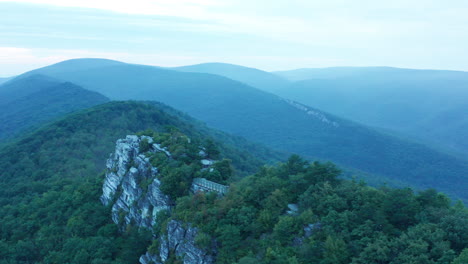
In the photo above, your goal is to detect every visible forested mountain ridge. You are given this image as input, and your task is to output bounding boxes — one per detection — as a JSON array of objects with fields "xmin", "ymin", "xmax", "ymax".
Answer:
[
  {"xmin": 10, "ymin": 58, "xmax": 468, "ymax": 202},
  {"xmin": 0, "ymin": 100, "xmax": 285, "ymax": 262},
  {"xmin": 0, "ymin": 101, "xmax": 284, "ymax": 184},
  {"xmin": 0, "ymin": 74, "xmax": 109, "ymax": 141},
  {"xmin": 270, "ymin": 67, "xmax": 468, "ymax": 156},
  {"xmin": 170, "ymin": 155, "xmax": 468, "ymax": 264},
  {"xmin": 100, "ymin": 131, "xmax": 468, "ymax": 264}
]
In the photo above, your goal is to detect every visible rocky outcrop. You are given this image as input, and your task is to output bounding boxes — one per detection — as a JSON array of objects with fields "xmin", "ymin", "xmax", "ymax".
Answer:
[
  {"xmin": 284, "ymin": 99, "xmax": 339, "ymax": 127},
  {"xmin": 293, "ymin": 222, "xmax": 322, "ymax": 247},
  {"xmin": 101, "ymin": 135, "xmax": 171, "ymax": 229},
  {"xmin": 101, "ymin": 135, "xmax": 216, "ymax": 264},
  {"xmin": 140, "ymin": 220, "xmax": 215, "ymax": 264}
]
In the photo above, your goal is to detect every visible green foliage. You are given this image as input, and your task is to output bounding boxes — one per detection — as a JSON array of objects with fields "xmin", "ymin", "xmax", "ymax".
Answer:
[
  {"xmin": 0, "ymin": 176, "xmax": 151, "ymax": 263},
  {"xmin": 139, "ymin": 137, "xmax": 151, "ymax": 153},
  {"xmin": 452, "ymin": 249, "xmax": 468, "ymax": 264},
  {"xmin": 322, "ymin": 235, "xmax": 349, "ymax": 264},
  {"xmin": 168, "ymin": 156, "xmax": 467, "ymax": 264},
  {"xmin": 273, "ymin": 216, "xmax": 299, "ymax": 245},
  {"xmin": 194, "ymin": 231, "xmax": 212, "ymax": 250},
  {"xmin": 204, "ymin": 139, "xmax": 220, "ymax": 159},
  {"xmin": 0, "ymin": 99, "xmax": 466, "ymax": 263},
  {"xmin": 382, "ymin": 188, "xmax": 421, "ymax": 229},
  {"xmin": 0, "ymin": 101, "xmax": 284, "ymax": 263}
]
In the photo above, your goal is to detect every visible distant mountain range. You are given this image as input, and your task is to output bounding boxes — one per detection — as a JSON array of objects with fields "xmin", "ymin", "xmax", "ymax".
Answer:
[
  {"xmin": 272, "ymin": 67, "xmax": 468, "ymax": 156},
  {"xmin": 0, "ymin": 74, "xmax": 108, "ymax": 141},
  {"xmin": 274, "ymin": 66, "xmax": 468, "ymax": 82},
  {"xmin": 179, "ymin": 64, "xmax": 468, "ymax": 156},
  {"xmin": 173, "ymin": 62, "xmax": 289, "ymax": 91},
  {"xmin": 4, "ymin": 58, "xmax": 466, "ymax": 201}
]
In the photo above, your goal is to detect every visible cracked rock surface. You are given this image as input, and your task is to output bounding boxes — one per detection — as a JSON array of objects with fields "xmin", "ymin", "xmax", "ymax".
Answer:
[{"xmin": 101, "ymin": 135, "xmax": 215, "ymax": 264}]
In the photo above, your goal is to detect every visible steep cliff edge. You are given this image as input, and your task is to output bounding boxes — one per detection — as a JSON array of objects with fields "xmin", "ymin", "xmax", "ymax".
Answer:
[
  {"xmin": 101, "ymin": 134, "xmax": 220, "ymax": 264},
  {"xmin": 140, "ymin": 220, "xmax": 215, "ymax": 264},
  {"xmin": 100, "ymin": 135, "xmax": 171, "ymax": 229}
]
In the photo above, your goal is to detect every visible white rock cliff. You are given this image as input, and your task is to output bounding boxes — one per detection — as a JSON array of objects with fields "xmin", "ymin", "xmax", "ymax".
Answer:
[{"xmin": 101, "ymin": 135, "xmax": 215, "ymax": 264}]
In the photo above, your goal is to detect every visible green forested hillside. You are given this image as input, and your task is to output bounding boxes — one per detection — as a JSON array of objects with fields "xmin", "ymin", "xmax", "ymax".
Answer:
[
  {"xmin": 172, "ymin": 155, "xmax": 468, "ymax": 264},
  {"xmin": 0, "ymin": 101, "xmax": 284, "ymax": 263},
  {"xmin": 12, "ymin": 59, "xmax": 468, "ymax": 202},
  {"xmin": 0, "ymin": 104, "xmax": 466, "ymax": 263},
  {"xmin": 411, "ymin": 104, "xmax": 468, "ymax": 156},
  {"xmin": 0, "ymin": 74, "xmax": 109, "ymax": 141},
  {"xmin": 0, "ymin": 101, "xmax": 283, "ymax": 187}
]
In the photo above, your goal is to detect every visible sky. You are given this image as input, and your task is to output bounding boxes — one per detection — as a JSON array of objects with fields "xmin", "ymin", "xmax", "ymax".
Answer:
[{"xmin": 1, "ymin": 0, "xmax": 468, "ymax": 76}]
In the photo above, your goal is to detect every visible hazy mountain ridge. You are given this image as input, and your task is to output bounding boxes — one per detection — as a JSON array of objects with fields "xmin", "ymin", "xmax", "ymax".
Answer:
[
  {"xmin": 169, "ymin": 64, "xmax": 468, "ymax": 157},
  {"xmin": 173, "ymin": 62, "xmax": 290, "ymax": 91},
  {"xmin": 0, "ymin": 74, "xmax": 109, "ymax": 141},
  {"xmin": 268, "ymin": 67, "xmax": 468, "ymax": 155},
  {"xmin": 0, "ymin": 77, "xmax": 12, "ymax": 85},
  {"xmin": 274, "ymin": 66, "xmax": 468, "ymax": 82}
]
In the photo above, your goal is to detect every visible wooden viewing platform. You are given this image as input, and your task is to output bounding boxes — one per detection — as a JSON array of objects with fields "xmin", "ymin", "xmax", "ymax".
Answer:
[{"xmin": 192, "ymin": 178, "xmax": 229, "ymax": 194}]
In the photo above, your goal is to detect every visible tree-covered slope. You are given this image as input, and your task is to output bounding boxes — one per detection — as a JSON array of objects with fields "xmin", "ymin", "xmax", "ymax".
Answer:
[
  {"xmin": 173, "ymin": 62, "xmax": 290, "ymax": 91},
  {"xmin": 412, "ymin": 104, "xmax": 468, "ymax": 154},
  {"xmin": 0, "ymin": 74, "xmax": 109, "ymax": 141},
  {"xmin": 1, "ymin": 110, "xmax": 466, "ymax": 263},
  {"xmin": 272, "ymin": 67, "xmax": 468, "ymax": 155},
  {"xmin": 0, "ymin": 101, "xmax": 283, "ymax": 186},
  {"xmin": 13, "ymin": 59, "xmax": 468, "ymax": 201},
  {"xmin": 0, "ymin": 101, "xmax": 285, "ymax": 263},
  {"xmin": 171, "ymin": 156, "xmax": 468, "ymax": 264}
]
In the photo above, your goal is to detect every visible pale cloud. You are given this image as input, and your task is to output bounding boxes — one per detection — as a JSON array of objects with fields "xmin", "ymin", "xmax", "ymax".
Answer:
[
  {"xmin": 3, "ymin": 0, "xmax": 465, "ymax": 48},
  {"xmin": 0, "ymin": 46, "xmax": 210, "ymax": 76},
  {"xmin": 0, "ymin": 47, "xmax": 70, "ymax": 76},
  {"xmin": 0, "ymin": 0, "xmax": 385, "ymax": 46},
  {"xmin": 0, "ymin": 47, "xmax": 67, "ymax": 65},
  {"xmin": 0, "ymin": 0, "xmax": 221, "ymax": 18},
  {"xmin": 1, "ymin": 0, "xmax": 468, "ymax": 74}
]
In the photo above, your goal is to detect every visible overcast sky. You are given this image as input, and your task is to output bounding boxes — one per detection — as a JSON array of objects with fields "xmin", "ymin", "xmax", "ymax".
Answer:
[{"xmin": 1, "ymin": 0, "xmax": 468, "ymax": 76}]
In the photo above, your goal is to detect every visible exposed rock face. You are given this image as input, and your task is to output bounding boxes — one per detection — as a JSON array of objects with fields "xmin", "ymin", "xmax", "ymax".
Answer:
[
  {"xmin": 284, "ymin": 99, "xmax": 339, "ymax": 127},
  {"xmin": 140, "ymin": 220, "xmax": 215, "ymax": 264},
  {"xmin": 101, "ymin": 135, "xmax": 171, "ymax": 229},
  {"xmin": 102, "ymin": 135, "xmax": 215, "ymax": 264},
  {"xmin": 286, "ymin": 203, "xmax": 299, "ymax": 215}
]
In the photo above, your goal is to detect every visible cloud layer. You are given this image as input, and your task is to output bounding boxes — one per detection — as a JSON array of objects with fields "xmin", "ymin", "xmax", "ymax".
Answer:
[{"xmin": 1, "ymin": 0, "xmax": 468, "ymax": 75}]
